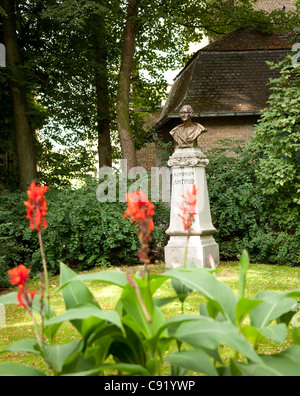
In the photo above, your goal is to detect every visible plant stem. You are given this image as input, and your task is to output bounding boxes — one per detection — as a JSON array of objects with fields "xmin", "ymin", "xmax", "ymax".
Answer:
[
  {"xmin": 183, "ymin": 233, "xmax": 190, "ymax": 269},
  {"xmin": 38, "ymin": 230, "xmax": 50, "ymax": 311}
]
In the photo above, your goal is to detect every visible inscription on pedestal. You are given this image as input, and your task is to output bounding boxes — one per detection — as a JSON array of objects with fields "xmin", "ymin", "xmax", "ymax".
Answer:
[{"xmin": 173, "ymin": 171, "xmax": 194, "ymax": 185}]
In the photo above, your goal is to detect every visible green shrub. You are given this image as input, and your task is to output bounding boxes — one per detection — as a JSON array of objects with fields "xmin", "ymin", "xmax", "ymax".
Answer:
[
  {"xmin": 206, "ymin": 141, "xmax": 299, "ymax": 266},
  {"xmin": 0, "ymin": 178, "xmax": 169, "ymax": 286}
]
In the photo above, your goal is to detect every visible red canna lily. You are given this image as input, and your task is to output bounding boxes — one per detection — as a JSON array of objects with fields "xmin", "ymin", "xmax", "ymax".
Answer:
[
  {"xmin": 8, "ymin": 264, "xmax": 30, "ymax": 288},
  {"xmin": 24, "ymin": 181, "xmax": 49, "ymax": 232},
  {"xmin": 178, "ymin": 184, "xmax": 200, "ymax": 233},
  {"xmin": 8, "ymin": 264, "xmax": 36, "ymax": 311},
  {"xmin": 123, "ymin": 190, "xmax": 155, "ymax": 234},
  {"xmin": 123, "ymin": 190, "xmax": 155, "ymax": 267}
]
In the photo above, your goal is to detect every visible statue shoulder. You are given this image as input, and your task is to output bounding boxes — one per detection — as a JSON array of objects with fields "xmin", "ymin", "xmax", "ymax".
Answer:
[
  {"xmin": 195, "ymin": 123, "xmax": 207, "ymax": 133},
  {"xmin": 170, "ymin": 124, "xmax": 183, "ymax": 136}
]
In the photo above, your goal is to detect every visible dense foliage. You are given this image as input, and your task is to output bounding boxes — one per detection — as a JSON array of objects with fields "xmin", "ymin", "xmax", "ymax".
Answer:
[
  {"xmin": 206, "ymin": 141, "xmax": 299, "ymax": 267},
  {"xmin": 251, "ymin": 51, "xmax": 300, "ymax": 218},
  {"xmin": 0, "ymin": 177, "xmax": 170, "ymax": 288}
]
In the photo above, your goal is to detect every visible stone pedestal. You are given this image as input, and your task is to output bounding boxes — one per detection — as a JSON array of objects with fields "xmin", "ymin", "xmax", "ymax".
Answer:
[{"xmin": 164, "ymin": 148, "xmax": 219, "ymax": 269}]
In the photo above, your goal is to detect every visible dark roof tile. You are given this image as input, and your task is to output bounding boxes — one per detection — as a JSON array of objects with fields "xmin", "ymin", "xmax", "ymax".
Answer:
[{"xmin": 156, "ymin": 28, "xmax": 294, "ymax": 129}]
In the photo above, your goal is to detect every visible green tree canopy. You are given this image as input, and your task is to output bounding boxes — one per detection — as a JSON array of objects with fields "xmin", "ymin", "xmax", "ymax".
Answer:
[{"xmin": 250, "ymin": 48, "xmax": 300, "ymax": 230}]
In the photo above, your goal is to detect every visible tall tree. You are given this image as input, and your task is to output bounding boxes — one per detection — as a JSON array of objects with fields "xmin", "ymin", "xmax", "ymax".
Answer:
[
  {"xmin": 116, "ymin": 0, "xmax": 140, "ymax": 171},
  {"xmin": 0, "ymin": 0, "xmax": 37, "ymax": 191}
]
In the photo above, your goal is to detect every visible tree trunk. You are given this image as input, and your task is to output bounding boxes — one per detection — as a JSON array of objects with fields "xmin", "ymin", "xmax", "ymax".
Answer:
[
  {"xmin": 116, "ymin": 0, "xmax": 140, "ymax": 171},
  {"xmin": 0, "ymin": 0, "xmax": 37, "ymax": 191},
  {"xmin": 95, "ymin": 23, "xmax": 112, "ymax": 168}
]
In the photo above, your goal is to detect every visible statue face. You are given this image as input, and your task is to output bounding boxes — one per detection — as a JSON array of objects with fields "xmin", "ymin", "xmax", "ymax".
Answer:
[{"xmin": 179, "ymin": 107, "xmax": 193, "ymax": 122}]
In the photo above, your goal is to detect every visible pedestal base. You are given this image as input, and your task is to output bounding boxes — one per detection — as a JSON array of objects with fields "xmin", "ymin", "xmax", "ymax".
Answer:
[{"xmin": 164, "ymin": 235, "xmax": 219, "ymax": 269}]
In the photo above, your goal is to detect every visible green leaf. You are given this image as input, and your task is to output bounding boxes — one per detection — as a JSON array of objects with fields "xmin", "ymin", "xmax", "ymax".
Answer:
[
  {"xmin": 45, "ymin": 303, "xmax": 124, "ymax": 334},
  {"xmin": 162, "ymin": 268, "xmax": 238, "ymax": 324},
  {"xmin": 43, "ymin": 341, "xmax": 81, "ymax": 373},
  {"xmin": 3, "ymin": 339, "xmax": 40, "ymax": 354},
  {"xmin": 165, "ymin": 349, "xmax": 219, "ymax": 377},
  {"xmin": 154, "ymin": 296, "xmax": 178, "ymax": 307},
  {"xmin": 59, "ymin": 262, "xmax": 100, "ymax": 308},
  {"xmin": 238, "ymin": 250, "xmax": 250, "ymax": 298},
  {"xmin": 250, "ymin": 290, "xmax": 298, "ymax": 328},
  {"xmin": 0, "ymin": 292, "xmax": 18, "ymax": 305},
  {"xmin": 57, "ymin": 268, "xmax": 128, "ymax": 292},
  {"xmin": 171, "ymin": 317, "xmax": 261, "ymax": 363},
  {"xmin": 59, "ymin": 262, "xmax": 100, "ymax": 331},
  {"xmin": 237, "ymin": 346, "xmax": 300, "ymax": 376},
  {"xmin": 121, "ymin": 283, "xmax": 152, "ymax": 338},
  {"xmin": 171, "ymin": 278, "xmax": 191, "ymax": 303},
  {"xmin": 241, "ymin": 323, "xmax": 287, "ymax": 346},
  {"xmin": 235, "ymin": 298, "xmax": 262, "ymax": 326},
  {"xmin": 0, "ymin": 363, "xmax": 46, "ymax": 376},
  {"xmin": 62, "ymin": 363, "xmax": 151, "ymax": 376}
]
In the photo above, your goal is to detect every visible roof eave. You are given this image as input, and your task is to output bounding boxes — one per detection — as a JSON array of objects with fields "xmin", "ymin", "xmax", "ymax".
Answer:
[{"xmin": 155, "ymin": 110, "xmax": 261, "ymax": 130}]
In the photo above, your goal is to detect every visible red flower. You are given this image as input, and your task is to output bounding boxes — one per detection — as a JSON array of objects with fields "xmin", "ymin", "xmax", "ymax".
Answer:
[
  {"xmin": 24, "ymin": 181, "xmax": 49, "ymax": 232},
  {"xmin": 123, "ymin": 190, "xmax": 155, "ymax": 265},
  {"xmin": 178, "ymin": 184, "xmax": 200, "ymax": 233},
  {"xmin": 8, "ymin": 265, "xmax": 36, "ymax": 310},
  {"xmin": 123, "ymin": 190, "xmax": 155, "ymax": 233},
  {"xmin": 8, "ymin": 264, "xmax": 30, "ymax": 288}
]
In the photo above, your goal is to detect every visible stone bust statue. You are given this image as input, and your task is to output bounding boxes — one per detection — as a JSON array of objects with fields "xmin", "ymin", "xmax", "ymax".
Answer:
[{"xmin": 170, "ymin": 105, "xmax": 207, "ymax": 149}]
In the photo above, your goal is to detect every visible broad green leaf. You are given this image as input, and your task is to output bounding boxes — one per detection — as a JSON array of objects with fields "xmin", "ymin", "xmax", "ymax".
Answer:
[
  {"xmin": 165, "ymin": 349, "xmax": 218, "ymax": 377},
  {"xmin": 45, "ymin": 303, "xmax": 124, "ymax": 333},
  {"xmin": 154, "ymin": 296, "xmax": 177, "ymax": 307},
  {"xmin": 121, "ymin": 283, "xmax": 152, "ymax": 338},
  {"xmin": 43, "ymin": 341, "xmax": 81, "ymax": 373},
  {"xmin": 157, "ymin": 314, "xmax": 201, "ymax": 339},
  {"xmin": 0, "ymin": 363, "xmax": 46, "ymax": 376},
  {"xmin": 241, "ymin": 324, "xmax": 287, "ymax": 346},
  {"xmin": 171, "ymin": 278, "xmax": 191, "ymax": 303},
  {"xmin": 258, "ymin": 323, "xmax": 287, "ymax": 343},
  {"xmin": 59, "ymin": 262, "xmax": 100, "ymax": 332},
  {"xmin": 3, "ymin": 339, "xmax": 40, "ymax": 354},
  {"xmin": 235, "ymin": 298, "xmax": 262, "ymax": 326},
  {"xmin": 59, "ymin": 262, "xmax": 100, "ymax": 309},
  {"xmin": 57, "ymin": 268, "xmax": 128, "ymax": 292},
  {"xmin": 172, "ymin": 317, "xmax": 261, "ymax": 363},
  {"xmin": 250, "ymin": 290, "xmax": 298, "ymax": 327},
  {"xmin": 62, "ymin": 363, "xmax": 151, "ymax": 376},
  {"xmin": 237, "ymin": 346, "xmax": 300, "ymax": 376},
  {"xmin": 162, "ymin": 268, "xmax": 238, "ymax": 324},
  {"xmin": 0, "ymin": 292, "xmax": 19, "ymax": 305}
]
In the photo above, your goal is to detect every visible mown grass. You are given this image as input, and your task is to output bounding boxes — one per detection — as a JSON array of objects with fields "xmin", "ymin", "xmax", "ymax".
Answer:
[{"xmin": 0, "ymin": 261, "xmax": 299, "ymax": 374}]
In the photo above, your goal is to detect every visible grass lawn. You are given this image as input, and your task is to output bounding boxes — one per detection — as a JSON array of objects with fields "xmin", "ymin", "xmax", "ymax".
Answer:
[{"xmin": 0, "ymin": 261, "xmax": 299, "ymax": 375}]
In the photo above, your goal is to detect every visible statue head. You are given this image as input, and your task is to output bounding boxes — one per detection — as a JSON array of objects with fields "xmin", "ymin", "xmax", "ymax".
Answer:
[{"xmin": 179, "ymin": 105, "xmax": 194, "ymax": 123}]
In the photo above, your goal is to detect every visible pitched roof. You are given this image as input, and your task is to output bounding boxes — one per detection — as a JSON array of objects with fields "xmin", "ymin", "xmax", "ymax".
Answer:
[{"xmin": 156, "ymin": 27, "xmax": 294, "ymax": 130}]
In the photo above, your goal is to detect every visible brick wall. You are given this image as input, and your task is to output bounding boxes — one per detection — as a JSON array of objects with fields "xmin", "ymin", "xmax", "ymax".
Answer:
[{"xmin": 197, "ymin": 116, "xmax": 259, "ymax": 154}]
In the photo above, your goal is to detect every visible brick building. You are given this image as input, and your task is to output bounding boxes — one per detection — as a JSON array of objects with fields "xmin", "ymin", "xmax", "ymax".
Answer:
[{"xmin": 136, "ymin": 0, "xmax": 296, "ymax": 168}]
